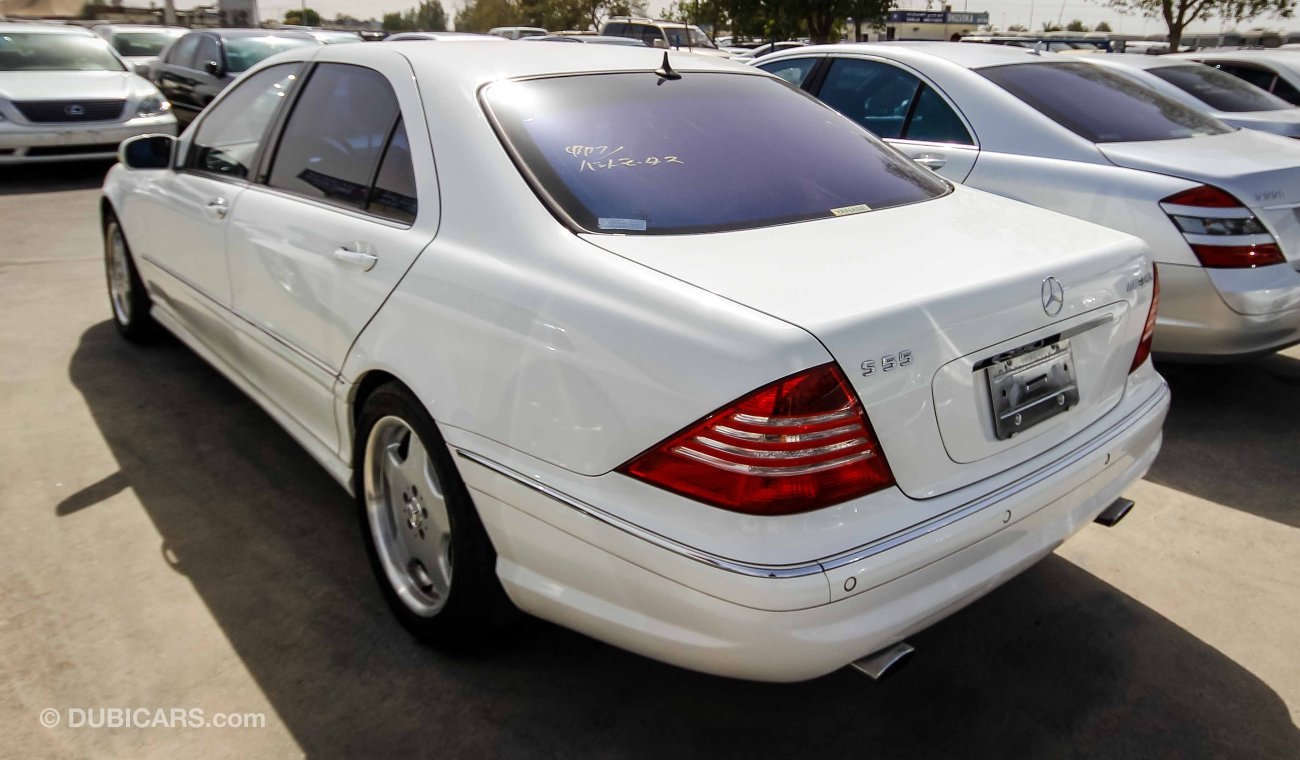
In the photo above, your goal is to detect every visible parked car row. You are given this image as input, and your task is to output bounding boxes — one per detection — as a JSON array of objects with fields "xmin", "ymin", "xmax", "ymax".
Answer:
[{"xmin": 755, "ymin": 43, "xmax": 1300, "ymax": 362}]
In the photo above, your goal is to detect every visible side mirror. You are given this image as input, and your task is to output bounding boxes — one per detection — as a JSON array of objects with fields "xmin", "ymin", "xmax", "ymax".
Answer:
[
  {"xmin": 203, "ymin": 60, "xmax": 222, "ymax": 76},
  {"xmin": 133, "ymin": 62, "xmax": 151, "ymax": 76},
  {"xmin": 652, "ymin": 38, "xmax": 669, "ymax": 49},
  {"xmin": 119, "ymin": 134, "xmax": 176, "ymax": 170}
]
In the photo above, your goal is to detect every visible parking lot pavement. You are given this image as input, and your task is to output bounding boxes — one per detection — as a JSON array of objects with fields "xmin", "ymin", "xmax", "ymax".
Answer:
[{"xmin": 1, "ymin": 162, "xmax": 1297, "ymax": 759}]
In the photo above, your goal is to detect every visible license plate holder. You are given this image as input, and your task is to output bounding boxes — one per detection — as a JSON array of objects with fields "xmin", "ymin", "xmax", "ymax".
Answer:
[{"xmin": 985, "ymin": 339, "xmax": 1079, "ymax": 440}]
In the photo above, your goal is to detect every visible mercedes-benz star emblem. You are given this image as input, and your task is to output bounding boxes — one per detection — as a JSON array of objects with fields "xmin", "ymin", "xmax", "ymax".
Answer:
[
  {"xmin": 1041, "ymin": 276, "xmax": 1065, "ymax": 317},
  {"xmin": 65, "ymin": 104, "xmax": 85, "ymax": 117}
]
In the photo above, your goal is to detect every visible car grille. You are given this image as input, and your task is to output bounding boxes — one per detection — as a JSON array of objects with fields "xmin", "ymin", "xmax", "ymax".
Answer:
[{"xmin": 13, "ymin": 99, "xmax": 126, "ymax": 123}]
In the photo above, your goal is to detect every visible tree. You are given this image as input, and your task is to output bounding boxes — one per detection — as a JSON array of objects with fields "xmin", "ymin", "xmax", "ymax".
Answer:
[
  {"xmin": 1095, "ymin": 20, "xmax": 1113, "ymax": 31},
  {"xmin": 1008, "ymin": 23, "xmax": 1028, "ymax": 31},
  {"xmin": 284, "ymin": 7, "xmax": 322, "ymax": 25},
  {"xmin": 413, "ymin": 0, "xmax": 448, "ymax": 29},
  {"xmin": 1105, "ymin": 0, "xmax": 1295, "ymax": 51},
  {"xmin": 1040, "ymin": 20, "xmax": 1063, "ymax": 31},
  {"xmin": 1065, "ymin": 18, "xmax": 1089, "ymax": 31}
]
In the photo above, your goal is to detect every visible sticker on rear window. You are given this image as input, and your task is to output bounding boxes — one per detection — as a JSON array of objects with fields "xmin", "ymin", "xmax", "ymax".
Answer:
[
  {"xmin": 598, "ymin": 217, "xmax": 648, "ymax": 231},
  {"xmin": 831, "ymin": 204, "xmax": 871, "ymax": 217}
]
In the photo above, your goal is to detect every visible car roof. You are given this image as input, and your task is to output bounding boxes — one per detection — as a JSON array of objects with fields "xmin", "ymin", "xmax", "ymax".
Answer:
[
  {"xmin": 0, "ymin": 22, "xmax": 96, "ymax": 35},
  {"xmin": 94, "ymin": 24, "xmax": 186, "ymax": 32},
  {"xmin": 188, "ymin": 28, "xmax": 317, "ymax": 39},
  {"xmin": 773, "ymin": 41, "xmax": 1056, "ymax": 69},
  {"xmin": 1079, "ymin": 53, "xmax": 1188, "ymax": 70},
  {"xmin": 268, "ymin": 41, "xmax": 751, "ymax": 86},
  {"xmin": 386, "ymin": 31, "xmax": 504, "ymax": 41}
]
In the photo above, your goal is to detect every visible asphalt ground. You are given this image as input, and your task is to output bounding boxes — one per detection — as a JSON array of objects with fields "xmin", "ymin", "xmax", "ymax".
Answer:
[{"xmin": 2, "ymin": 161, "xmax": 1297, "ymax": 759}]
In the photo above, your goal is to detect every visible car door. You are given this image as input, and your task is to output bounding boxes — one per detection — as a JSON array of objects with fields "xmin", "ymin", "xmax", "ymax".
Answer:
[
  {"xmin": 810, "ymin": 56, "xmax": 980, "ymax": 182},
  {"xmin": 224, "ymin": 58, "xmax": 438, "ymax": 449},
  {"xmin": 130, "ymin": 63, "xmax": 303, "ymax": 337},
  {"xmin": 156, "ymin": 32, "xmax": 199, "ymax": 108}
]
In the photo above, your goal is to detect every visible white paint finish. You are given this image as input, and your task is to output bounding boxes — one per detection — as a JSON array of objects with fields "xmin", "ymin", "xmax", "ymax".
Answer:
[{"xmin": 585, "ymin": 187, "xmax": 1153, "ymax": 498}]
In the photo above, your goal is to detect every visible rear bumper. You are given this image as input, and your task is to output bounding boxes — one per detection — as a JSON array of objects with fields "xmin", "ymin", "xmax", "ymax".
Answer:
[
  {"xmin": 1153, "ymin": 261, "xmax": 1300, "ymax": 360},
  {"xmin": 0, "ymin": 115, "xmax": 177, "ymax": 164},
  {"xmin": 456, "ymin": 378, "xmax": 1169, "ymax": 682}
]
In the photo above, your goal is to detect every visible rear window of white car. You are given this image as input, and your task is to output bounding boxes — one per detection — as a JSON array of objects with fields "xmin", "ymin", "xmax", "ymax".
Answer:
[
  {"xmin": 483, "ymin": 72, "xmax": 949, "ymax": 235},
  {"xmin": 1147, "ymin": 64, "xmax": 1292, "ymax": 112},
  {"xmin": 980, "ymin": 61, "xmax": 1233, "ymax": 142}
]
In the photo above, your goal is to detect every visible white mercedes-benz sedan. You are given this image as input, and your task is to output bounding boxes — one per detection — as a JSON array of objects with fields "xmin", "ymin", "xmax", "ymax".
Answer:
[
  {"xmin": 101, "ymin": 42, "xmax": 1168, "ymax": 682},
  {"xmin": 0, "ymin": 22, "xmax": 176, "ymax": 164},
  {"xmin": 756, "ymin": 42, "xmax": 1300, "ymax": 360}
]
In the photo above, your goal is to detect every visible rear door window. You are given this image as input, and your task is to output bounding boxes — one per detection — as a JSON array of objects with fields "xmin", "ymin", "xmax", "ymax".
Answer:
[
  {"xmin": 483, "ymin": 72, "xmax": 948, "ymax": 235},
  {"xmin": 1147, "ymin": 64, "xmax": 1291, "ymax": 112},
  {"xmin": 267, "ymin": 63, "xmax": 401, "ymax": 212},
  {"xmin": 980, "ymin": 61, "xmax": 1232, "ymax": 142},
  {"xmin": 817, "ymin": 58, "xmax": 973, "ymax": 144},
  {"xmin": 756, "ymin": 57, "xmax": 818, "ymax": 87}
]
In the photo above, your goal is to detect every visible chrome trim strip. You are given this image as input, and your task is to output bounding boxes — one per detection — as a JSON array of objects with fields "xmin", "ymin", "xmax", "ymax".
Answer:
[
  {"xmin": 455, "ymin": 381, "xmax": 1168, "ymax": 579},
  {"xmin": 732, "ymin": 406, "xmax": 856, "ymax": 427},
  {"xmin": 691, "ymin": 434, "xmax": 869, "ymax": 460},
  {"xmin": 712, "ymin": 422, "xmax": 860, "ymax": 443},
  {"xmin": 674, "ymin": 445, "xmax": 873, "ymax": 475}
]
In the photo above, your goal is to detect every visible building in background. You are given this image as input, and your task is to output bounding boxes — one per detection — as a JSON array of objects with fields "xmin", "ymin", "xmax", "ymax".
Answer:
[{"xmin": 885, "ymin": 9, "xmax": 990, "ymax": 41}]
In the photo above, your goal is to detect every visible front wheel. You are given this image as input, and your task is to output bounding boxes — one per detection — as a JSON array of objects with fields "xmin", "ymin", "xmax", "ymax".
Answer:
[
  {"xmin": 357, "ymin": 382, "xmax": 517, "ymax": 645},
  {"xmin": 103, "ymin": 215, "xmax": 158, "ymax": 342}
]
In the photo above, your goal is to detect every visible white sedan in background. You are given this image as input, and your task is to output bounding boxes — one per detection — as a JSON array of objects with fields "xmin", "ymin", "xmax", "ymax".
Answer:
[
  {"xmin": 1077, "ymin": 53, "xmax": 1300, "ymax": 137},
  {"xmin": 0, "ymin": 22, "xmax": 176, "ymax": 163},
  {"xmin": 103, "ymin": 42, "xmax": 1166, "ymax": 682},
  {"xmin": 757, "ymin": 42, "xmax": 1300, "ymax": 360}
]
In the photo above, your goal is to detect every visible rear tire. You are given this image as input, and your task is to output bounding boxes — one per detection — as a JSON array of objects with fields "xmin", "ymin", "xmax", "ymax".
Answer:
[
  {"xmin": 103, "ymin": 213, "xmax": 158, "ymax": 343},
  {"xmin": 356, "ymin": 382, "xmax": 517, "ymax": 646}
]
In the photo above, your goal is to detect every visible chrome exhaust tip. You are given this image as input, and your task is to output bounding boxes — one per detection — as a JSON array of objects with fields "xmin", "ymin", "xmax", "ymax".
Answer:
[
  {"xmin": 1095, "ymin": 497, "xmax": 1135, "ymax": 527},
  {"xmin": 849, "ymin": 641, "xmax": 914, "ymax": 681}
]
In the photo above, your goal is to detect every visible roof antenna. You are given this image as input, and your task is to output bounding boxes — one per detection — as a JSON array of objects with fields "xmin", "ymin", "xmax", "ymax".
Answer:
[{"xmin": 654, "ymin": 52, "xmax": 682, "ymax": 82}]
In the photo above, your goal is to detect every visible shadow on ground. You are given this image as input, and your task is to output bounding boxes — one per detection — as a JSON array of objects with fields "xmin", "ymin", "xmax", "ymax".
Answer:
[
  {"xmin": 65, "ymin": 322, "xmax": 1299, "ymax": 758},
  {"xmin": 0, "ymin": 160, "xmax": 114, "ymax": 196},
  {"xmin": 1151, "ymin": 354, "xmax": 1300, "ymax": 528}
]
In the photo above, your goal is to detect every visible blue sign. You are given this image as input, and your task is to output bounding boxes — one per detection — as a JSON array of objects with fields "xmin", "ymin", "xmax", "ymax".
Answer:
[{"xmin": 887, "ymin": 10, "xmax": 990, "ymax": 25}]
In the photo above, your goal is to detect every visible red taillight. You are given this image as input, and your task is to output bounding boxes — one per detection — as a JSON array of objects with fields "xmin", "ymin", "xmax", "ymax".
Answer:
[
  {"xmin": 1189, "ymin": 243, "xmax": 1286, "ymax": 269},
  {"xmin": 618, "ymin": 363, "xmax": 895, "ymax": 515},
  {"xmin": 1161, "ymin": 185, "xmax": 1242, "ymax": 208},
  {"xmin": 1130, "ymin": 267, "xmax": 1160, "ymax": 373}
]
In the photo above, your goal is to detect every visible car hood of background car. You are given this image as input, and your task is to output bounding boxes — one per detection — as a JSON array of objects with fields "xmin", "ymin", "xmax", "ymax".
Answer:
[
  {"xmin": 0, "ymin": 71, "xmax": 143, "ymax": 102},
  {"xmin": 1097, "ymin": 127, "xmax": 1300, "ymax": 210}
]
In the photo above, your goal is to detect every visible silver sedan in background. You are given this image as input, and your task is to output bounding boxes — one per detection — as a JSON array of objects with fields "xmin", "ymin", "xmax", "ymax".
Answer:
[
  {"xmin": 0, "ymin": 22, "xmax": 177, "ymax": 164},
  {"xmin": 1077, "ymin": 53, "xmax": 1300, "ymax": 137},
  {"xmin": 754, "ymin": 42, "xmax": 1300, "ymax": 360}
]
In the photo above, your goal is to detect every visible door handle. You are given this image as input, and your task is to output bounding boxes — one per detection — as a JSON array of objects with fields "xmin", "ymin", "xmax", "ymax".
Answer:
[
  {"xmin": 914, "ymin": 154, "xmax": 947, "ymax": 170},
  {"xmin": 332, "ymin": 247, "xmax": 378, "ymax": 271},
  {"xmin": 205, "ymin": 197, "xmax": 228, "ymax": 219}
]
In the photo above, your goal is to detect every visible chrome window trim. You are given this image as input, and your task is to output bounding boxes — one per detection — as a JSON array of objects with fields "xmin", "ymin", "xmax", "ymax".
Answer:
[{"xmin": 455, "ymin": 380, "xmax": 1168, "ymax": 579}]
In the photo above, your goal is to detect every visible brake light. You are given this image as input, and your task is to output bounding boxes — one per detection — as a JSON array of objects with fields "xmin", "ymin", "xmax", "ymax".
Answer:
[
  {"xmin": 618, "ymin": 363, "xmax": 894, "ymax": 515},
  {"xmin": 1160, "ymin": 185, "xmax": 1286, "ymax": 269},
  {"xmin": 1130, "ymin": 267, "xmax": 1159, "ymax": 373}
]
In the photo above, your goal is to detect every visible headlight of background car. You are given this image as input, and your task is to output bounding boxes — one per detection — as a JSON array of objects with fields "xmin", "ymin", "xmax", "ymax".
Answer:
[{"xmin": 135, "ymin": 94, "xmax": 171, "ymax": 118}]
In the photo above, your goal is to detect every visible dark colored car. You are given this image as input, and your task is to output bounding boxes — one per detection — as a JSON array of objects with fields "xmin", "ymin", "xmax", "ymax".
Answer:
[{"xmin": 149, "ymin": 29, "xmax": 318, "ymax": 122}]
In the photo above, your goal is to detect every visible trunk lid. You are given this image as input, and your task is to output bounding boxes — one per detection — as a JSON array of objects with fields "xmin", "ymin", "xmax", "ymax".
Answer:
[
  {"xmin": 583, "ymin": 187, "xmax": 1153, "ymax": 499},
  {"xmin": 1098, "ymin": 129, "xmax": 1300, "ymax": 264}
]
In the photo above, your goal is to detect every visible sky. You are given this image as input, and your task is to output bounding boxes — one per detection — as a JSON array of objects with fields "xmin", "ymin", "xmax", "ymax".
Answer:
[{"xmin": 248, "ymin": 0, "xmax": 1295, "ymax": 36}]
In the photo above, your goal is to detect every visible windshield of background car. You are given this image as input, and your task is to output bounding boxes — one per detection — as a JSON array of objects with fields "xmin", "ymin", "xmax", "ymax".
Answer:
[
  {"xmin": 0, "ymin": 32, "xmax": 124, "ymax": 72},
  {"xmin": 980, "ymin": 61, "xmax": 1233, "ymax": 142},
  {"xmin": 665, "ymin": 27, "xmax": 716, "ymax": 48},
  {"xmin": 484, "ymin": 72, "xmax": 949, "ymax": 235},
  {"xmin": 1147, "ymin": 64, "xmax": 1292, "ymax": 112},
  {"xmin": 223, "ymin": 36, "xmax": 316, "ymax": 72},
  {"xmin": 112, "ymin": 31, "xmax": 182, "ymax": 56}
]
